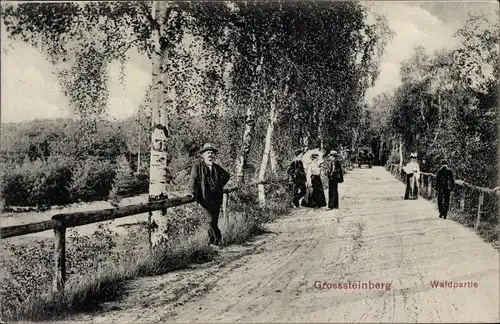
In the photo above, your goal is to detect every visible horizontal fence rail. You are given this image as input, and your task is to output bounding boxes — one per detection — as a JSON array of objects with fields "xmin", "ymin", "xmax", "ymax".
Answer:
[
  {"xmin": 0, "ymin": 179, "xmax": 287, "ymax": 239},
  {"xmin": 388, "ymin": 164, "xmax": 499, "ymax": 230},
  {"xmin": 0, "ymin": 219, "xmax": 58, "ymax": 239},
  {"xmin": 1, "ymin": 197, "xmax": 196, "ymax": 239},
  {"xmin": 1, "ymin": 178, "xmax": 288, "ymax": 292}
]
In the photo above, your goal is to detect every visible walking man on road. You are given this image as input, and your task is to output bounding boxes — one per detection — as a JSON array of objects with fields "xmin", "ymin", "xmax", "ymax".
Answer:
[
  {"xmin": 435, "ymin": 159, "xmax": 455, "ymax": 219},
  {"xmin": 286, "ymin": 149, "xmax": 307, "ymax": 208},
  {"xmin": 327, "ymin": 150, "xmax": 344, "ymax": 209},
  {"xmin": 189, "ymin": 143, "xmax": 230, "ymax": 246}
]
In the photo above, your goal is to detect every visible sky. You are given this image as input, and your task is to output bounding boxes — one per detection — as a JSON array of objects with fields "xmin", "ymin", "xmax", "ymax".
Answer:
[{"xmin": 1, "ymin": 1, "xmax": 498, "ymax": 123}]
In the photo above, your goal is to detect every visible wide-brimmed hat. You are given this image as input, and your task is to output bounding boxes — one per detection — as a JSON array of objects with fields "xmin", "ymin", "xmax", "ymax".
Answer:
[
  {"xmin": 329, "ymin": 150, "xmax": 338, "ymax": 156},
  {"xmin": 199, "ymin": 143, "xmax": 218, "ymax": 154},
  {"xmin": 410, "ymin": 152, "xmax": 418, "ymax": 158}
]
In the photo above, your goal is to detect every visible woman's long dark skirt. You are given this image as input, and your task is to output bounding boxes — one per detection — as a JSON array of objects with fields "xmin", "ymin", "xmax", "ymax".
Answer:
[
  {"xmin": 301, "ymin": 175, "xmax": 327, "ymax": 208},
  {"xmin": 404, "ymin": 173, "xmax": 419, "ymax": 200}
]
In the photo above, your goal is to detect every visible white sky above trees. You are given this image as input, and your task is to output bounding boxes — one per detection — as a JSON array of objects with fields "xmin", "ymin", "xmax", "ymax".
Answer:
[{"xmin": 1, "ymin": 1, "xmax": 498, "ymax": 123}]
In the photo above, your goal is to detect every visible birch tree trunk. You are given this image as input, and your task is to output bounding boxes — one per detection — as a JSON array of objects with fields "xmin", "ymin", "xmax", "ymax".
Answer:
[
  {"xmin": 398, "ymin": 136, "xmax": 403, "ymax": 166},
  {"xmin": 269, "ymin": 146, "xmax": 277, "ymax": 175},
  {"xmin": 351, "ymin": 128, "xmax": 358, "ymax": 150},
  {"xmin": 137, "ymin": 147, "xmax": 141, "ymax": 173},
  {"xmin": 268, "ymin": 83, "xmax": 288, "ymax": 177},
  {"xmin": 258, "ymin": 90, "xmax": 277, "ymax": 207},
  {"xmin": 235, "ymin": 38, "xmax": 263, "ymax": 185},
  {"xmin": 148, "ymin": 1, "xmax": 171, "ymax": 250},
  {"xmin": 302, "ymin": 130, "xmax": 310, "ymax": 148},
  {"xmin": 433, "ymin": 92, "xmax": 442, "ymax": 142},
  {"xmin": 235, "ymin": 101, "xmax": 257, "ymax": 185},
  {"xmin": 390, "ymin": 137, "xmax": 395, "ymax": 160},
  {"xmin": 379, "ymin": 138, "xmax": 383, "ymax": 165},
  {"xmin": 318, "ymin": 118, "xmax": 324, "ymax": 151}
]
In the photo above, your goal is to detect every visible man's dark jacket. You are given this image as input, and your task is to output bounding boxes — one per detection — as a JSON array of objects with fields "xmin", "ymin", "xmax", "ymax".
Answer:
[
  {"xmin": 328, "ymin": 159, "xmax": 344, "ymax": 183},
  {"xmin": 190, "ymin": 160, "xmax": 230, "ymax": 207},
  {"xmin": 435, "ymin": 165, "xmax": 455, "ymax": 192},
  {"xmin": 287, "ymin": 160, "xmax": 306, "ymax": 183}
]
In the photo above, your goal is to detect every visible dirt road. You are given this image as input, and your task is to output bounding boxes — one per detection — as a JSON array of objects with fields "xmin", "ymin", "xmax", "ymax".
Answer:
[{"xmin": 69, "ymin": 167, "xmax": 499, "ymax": 323}]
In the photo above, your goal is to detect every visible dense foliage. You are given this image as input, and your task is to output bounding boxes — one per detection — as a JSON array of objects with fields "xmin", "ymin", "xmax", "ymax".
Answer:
[
  {"xmin": 1, "ymin": 1, "xmax": 392, "ymax": 206},
  {"xmin": 369, "ymin": 13, "xmax": 498, "ymax": 188},
  {"xmin": 0, "ymin": 119, "xmax": 136, "ymax": 206},
  {"xmin": 0, "ymin": 2, "xmax": 497, "ymax": 321}
]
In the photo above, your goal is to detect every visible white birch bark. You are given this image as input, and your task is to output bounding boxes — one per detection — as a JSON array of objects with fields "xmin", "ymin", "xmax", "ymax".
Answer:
[
  {"xmin": 302, "ymin": 131, "xmax": 310, "ymax": 148},
  {"xmin": 235, "ymin": 105, "xmax": 256, "ymax": 184},
  {"xmin": 351, "ymin": 128, "xmax": 358, "ymax": 150},
  {"xmin": 398, "ymin": 136, "xmax": 403, "ymax": 166},
  {"xmin": 318, "ymin": 118, "xmax": 324, "ymax": 151},
  {"xmin": 269, "ymin": 146, "xmax": 277, "ymax": 175},
  {"xmin": 258, "ymin": 91, "xmax": 277, "ymax": 207},
  {"xmin": 235, "ymin": 38, "xmax": 263, "ymax": 184},
  {"xmin": 148, "ymin": 1, "xmax": 170, "ymax": 250},
  {"xmin": 433, "ymin": 92, "xmax": 442, "ymax": 142},
  {"xmin": 268, "ymin": 83, "xmax": 288, "ymax": 177}
]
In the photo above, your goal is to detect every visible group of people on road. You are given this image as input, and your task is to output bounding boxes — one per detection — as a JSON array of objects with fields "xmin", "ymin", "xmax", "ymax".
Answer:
[
  {"xmin": 187, "ymin": 143, "xmax": 346, "ymax": 248},
  {"xmin": 186, "ymin": 141, "xmax": 457, "ymax": 249},
  {"xmin": 286, "ymin": 148, "xmax": 344, "ymax": 210},
  {"xmin": 403, "ymin": 153, "xmax": 455, "ymax": 219}
]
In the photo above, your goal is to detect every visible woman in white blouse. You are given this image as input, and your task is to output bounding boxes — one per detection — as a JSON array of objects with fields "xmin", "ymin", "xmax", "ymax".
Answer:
[
  {"xmin": 404, "ymin": 152, "xmax": 420, "ymax": 199},
  {"xmin": 301, "ymin": 153, "xmax": 327, "ymax": 208}
]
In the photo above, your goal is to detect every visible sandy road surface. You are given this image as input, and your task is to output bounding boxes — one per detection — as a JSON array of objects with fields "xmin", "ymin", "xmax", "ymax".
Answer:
[{"xmin": 69, "ymin": 167, "xmax": 499, "ymax": 323}]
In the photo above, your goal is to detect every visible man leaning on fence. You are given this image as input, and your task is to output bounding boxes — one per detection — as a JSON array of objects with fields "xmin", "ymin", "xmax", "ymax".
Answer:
[
  {"xmin": 189, "ymin": 143, "xmax": 230, "ymax": 247},
  {"xmin": 435, "ymin": 159, "xmax": 455, "ymax": 219}
]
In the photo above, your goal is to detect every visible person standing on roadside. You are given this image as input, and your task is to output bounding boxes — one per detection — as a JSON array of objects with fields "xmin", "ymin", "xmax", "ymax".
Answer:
[
  {"xmin": 327, "ymin": 150, "xmax": 344, "ymax": 209},
  {"xmin": 286, "ymin": 149, "xmax": 307, "ymax": 208},
  {"xmin": 301, "ymin": 153, "xmax": 327, "ymax": 208},
  {"xmin": 404, "ymin": 152, "xmax": 420, "ymax": 200},
  {"xmin": 189, "ymin": 143, "xmax": 230, "ymax": 246},
  {"xmin": 435, "ymin": 159, "xmax": 455, "ymax": 219}
]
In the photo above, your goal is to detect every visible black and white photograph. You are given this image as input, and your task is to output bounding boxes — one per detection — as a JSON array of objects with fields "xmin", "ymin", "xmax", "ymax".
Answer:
[{"xmin": 0, "ymin": 0, "xmax": 499, "ymax": 322}]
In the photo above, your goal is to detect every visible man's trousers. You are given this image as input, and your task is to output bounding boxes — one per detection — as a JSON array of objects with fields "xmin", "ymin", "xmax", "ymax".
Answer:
[
  {"xmin": 200, "ymin": 203, "xmax": 222, "ymax": 245},
  {"xmin": 291, "ymin": 181, "xmax": 307, "ymax": 207},
  {"xmin": 328, "ymin": 180, "xmax": 339, "ymax": 209},
  {"xmin": 437, "ymin": 189, "xmax": 451, "ymax": 218}
]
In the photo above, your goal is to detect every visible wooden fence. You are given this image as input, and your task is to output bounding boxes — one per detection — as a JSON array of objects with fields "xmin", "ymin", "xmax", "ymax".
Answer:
[
  {"xmin": 388, "ymin": 164, "xmax": 499, "ymax": 230},
  {"xmin": 0, "ymin": 178, "xmax": 287, "ymax": 293}
]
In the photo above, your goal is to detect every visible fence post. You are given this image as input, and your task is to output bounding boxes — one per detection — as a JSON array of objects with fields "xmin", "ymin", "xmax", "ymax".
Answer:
[
  {"xmin": 475, "ymin": 192, "xmax": 484, "ymax": 229},
  {"xmin": 53, "ymin": 221, "xmax": 66, "ymax": 293},
  {"xmin": 418, "ymin": 174, "xmax": 423, "ymax": 197},
  {"xmin": 147, "ymin": 211, "xmax": 153, "ymax": 252},
  {"xmin": 223, "ymin": 192, "xmax": 228, "ymax": 225},
  {"xmin": 460, "ymin": 187, "xmax": 466, "ymax": 211},
  {"xmin": 428, "ymin": 176, "xmax": 432, "ymax": 198}
]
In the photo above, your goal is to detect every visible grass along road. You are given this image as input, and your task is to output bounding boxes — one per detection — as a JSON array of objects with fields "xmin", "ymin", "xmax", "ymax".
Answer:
[{"xmin": 63, "ymin": 166, "xmax": 499, "ymax": 323}]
